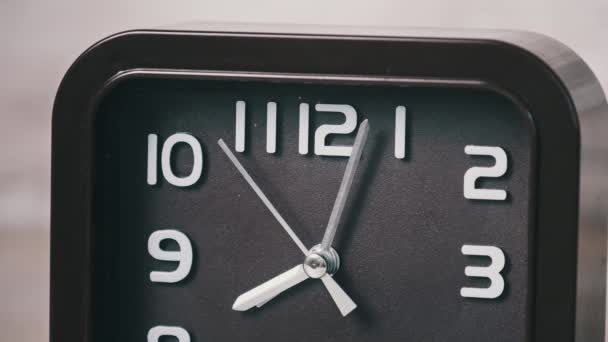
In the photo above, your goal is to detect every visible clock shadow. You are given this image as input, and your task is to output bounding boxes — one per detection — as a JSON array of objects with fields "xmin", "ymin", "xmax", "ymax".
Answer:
[
  {"xmin": 332, "ymin": 133, "xmax": 389, "ymax": 325},
  {"xmin": 398, "ymin": 111, "xmax": 413, "ymax": 162}
]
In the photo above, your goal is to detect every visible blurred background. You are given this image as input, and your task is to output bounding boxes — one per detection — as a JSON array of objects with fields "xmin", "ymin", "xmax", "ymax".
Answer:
[{"xmin": 1, "ymin": 0, "xmax": 607, "ymax": 340}]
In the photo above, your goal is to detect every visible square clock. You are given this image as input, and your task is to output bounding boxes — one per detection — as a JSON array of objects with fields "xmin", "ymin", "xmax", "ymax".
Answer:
[{"xmin": 51, "ymin": 24, "xmax": 608, "ymax": 342}]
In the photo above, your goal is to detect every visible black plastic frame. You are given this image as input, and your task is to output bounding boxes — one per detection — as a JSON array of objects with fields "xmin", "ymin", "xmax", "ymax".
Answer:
[{"xmin": 52, "ymin": 29, "xmax": 588, "ymax": 341}]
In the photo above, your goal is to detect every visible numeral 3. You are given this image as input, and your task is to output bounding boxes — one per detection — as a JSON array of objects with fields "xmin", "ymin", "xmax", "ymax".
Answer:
[{"xmin": 460, "ymin": 245, "xmax": 506, "ymax": 299}]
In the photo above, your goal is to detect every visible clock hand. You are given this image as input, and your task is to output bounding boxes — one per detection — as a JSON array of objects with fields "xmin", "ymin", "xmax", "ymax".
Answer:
[
  {"xmin": 252, "ymin": 274, "xmax": 355, "ymax": 316},
  {"xmin": 320, "ymin": 119, "xmax": 370, "ymax": 251},
  {"xmin": 218, "ymin": 139, "xmax": 308, "ymax": 255},
  {"xmin": 218, "ymin": 139, "xmax": 357, "ymax": 316},
  {"xmin": 232, "ymin": 264, "xmax": 309, "ymax": 311},
  {"xmin": 320, "ymin": 274, "xmax": 357, "ymax": 316}
]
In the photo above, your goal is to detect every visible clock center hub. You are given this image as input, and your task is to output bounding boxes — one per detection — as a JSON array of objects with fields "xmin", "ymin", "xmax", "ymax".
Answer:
[{"xmin": 303, "ymin": 245, "xmax": 340, "ymax": 278}]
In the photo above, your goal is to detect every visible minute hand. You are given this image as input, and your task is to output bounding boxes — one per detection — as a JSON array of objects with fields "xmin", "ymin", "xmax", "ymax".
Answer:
[{"xmin": 321, "ymin": 119, "xmax": 370, "ymax": 251}]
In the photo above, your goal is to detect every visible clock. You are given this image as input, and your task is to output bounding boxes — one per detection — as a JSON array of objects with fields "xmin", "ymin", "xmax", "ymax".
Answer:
[{"xmin": 51, "ymin": 25, "xmax": 608, "ymax": 342}]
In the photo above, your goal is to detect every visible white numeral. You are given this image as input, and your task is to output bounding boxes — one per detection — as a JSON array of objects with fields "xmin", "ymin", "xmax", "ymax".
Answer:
[
  {"xmin": 147, "ymin": 134, "xmax": 159, "ymax": 185},
  {"xmin": 231, "ymin": 102, "xmax": 415, "ymax": 158},
  {"xmin": 464, "ymin": 145, "xmax": 508, "ymax": 200},
  {"xmin": 235, "ymin": 101, "xmax": 246, "ymax": 152},
  {"xmin": 394, "ymin": 106, "xmax": 407, "ymax": 159},
  {"xmin": 460, "ymin": 245, "xmax": 506, "ymax": 299},
  {"xmin": 147, "ymin": 133, "xmax": 203, "ymax": 187},
  {"xmin": 314, "ymin": 104, "xmax": 357, "ymax": 156},
  {"xmin": 148, "ymin": 326, "xmax": 190, "ymax": 342},
  {"xmin": 234, "ymin": 100, "xmax": 280, "ymax": 154},
  {"xmin": 148, "ymin": 230, "xmax": 193, "ymax": 283},
  {"xmin": 266, "ymin": 102, "xmax": 277, "ymax": 153},
  {"xmin": 298, "ymin": 103, "xmax": 310, "ymax": 155}
]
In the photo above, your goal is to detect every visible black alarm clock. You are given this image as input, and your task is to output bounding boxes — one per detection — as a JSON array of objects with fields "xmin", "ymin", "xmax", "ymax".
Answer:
[{"xmin": 51, "ymin": 24, "xmax": 608, "ymax": 342}]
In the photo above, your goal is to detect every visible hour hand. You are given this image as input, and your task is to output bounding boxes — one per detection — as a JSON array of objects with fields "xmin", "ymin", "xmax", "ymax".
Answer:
[{"xmin": 232, "ymin": 264, "xmax": 309, "ymax": 311}]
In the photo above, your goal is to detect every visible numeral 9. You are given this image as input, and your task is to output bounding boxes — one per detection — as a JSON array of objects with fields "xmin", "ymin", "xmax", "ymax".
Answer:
[{"xmin": 148, "ymin": 229, "xmax": 193, "ymax": 283}]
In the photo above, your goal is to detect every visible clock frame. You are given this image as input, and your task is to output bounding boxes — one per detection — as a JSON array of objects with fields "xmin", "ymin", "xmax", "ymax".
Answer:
[{"xmin": 51, "ymin": 25, "xmax": 607, "ymax": 341}]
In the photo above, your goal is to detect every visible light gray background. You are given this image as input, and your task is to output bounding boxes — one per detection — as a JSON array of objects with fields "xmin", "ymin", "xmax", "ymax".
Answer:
[{"xmin": 1, "ymin": 0, "xmax": 607, "ymax": 340}]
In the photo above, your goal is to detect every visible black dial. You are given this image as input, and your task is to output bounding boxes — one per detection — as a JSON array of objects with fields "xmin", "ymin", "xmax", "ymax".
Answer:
[{"xmin": 93, "ymin": 78, "xmax": 534, "ymax": 341}]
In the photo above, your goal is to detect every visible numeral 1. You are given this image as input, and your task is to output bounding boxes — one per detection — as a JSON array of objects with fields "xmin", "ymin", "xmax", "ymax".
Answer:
[
  {"xmin": 148, "ymin": 326, "xmax": 190, "ymax": 342},
  {"xmin": 460, "ymin": 245, "xmax": 506, "ymax": 299},
  {"xmin": 394, "ymin": 106, "xmax": 407, "ymax": 159},
  {"xmin": 147, "ymin": 133, "xmax": 204, "ymax": 187},
  {"xmin": 235, "ymin": 101, "xmax": 246, "ymax": 152},
  {"xmin": 148, "ymin": 230, "xmax": 193, "ymax": 283},
  {"xmin": 266, "ymin": 102, "xmax": 277, "ymax": 153},
  {"xmin": 298, "ymin": 103, "xmax": 310, "ymax": 155}
]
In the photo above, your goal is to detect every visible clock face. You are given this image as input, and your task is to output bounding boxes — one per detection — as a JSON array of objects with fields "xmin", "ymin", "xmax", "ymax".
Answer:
[{"xmin": 93, "ymin": 77, "xmax": 535, "ymax": 341}]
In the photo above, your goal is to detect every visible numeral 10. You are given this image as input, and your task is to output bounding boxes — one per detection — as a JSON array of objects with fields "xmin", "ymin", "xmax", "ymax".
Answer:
[{"xmin": 147, "ymin": 133, "xmax": 204, "ymax": 187}]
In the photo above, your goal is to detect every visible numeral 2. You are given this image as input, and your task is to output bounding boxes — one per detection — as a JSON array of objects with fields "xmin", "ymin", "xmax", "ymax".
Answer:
[
  {"xmin": 464, "ymin": 145, "xmax": 508, "ymax": 200},
  {"xmin": 460, "ymin": 245, "xmax": 506, "ymax": 299}
]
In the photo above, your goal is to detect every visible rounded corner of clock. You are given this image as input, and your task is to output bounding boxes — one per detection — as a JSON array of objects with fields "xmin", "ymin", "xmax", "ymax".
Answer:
[
  {"xmin": 492, "ymin": 31, "xmax": 605, "ymax": 131},
  {"xmin": 52, "ymin": 30, "xmax": 155, "ymax": 129}
]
